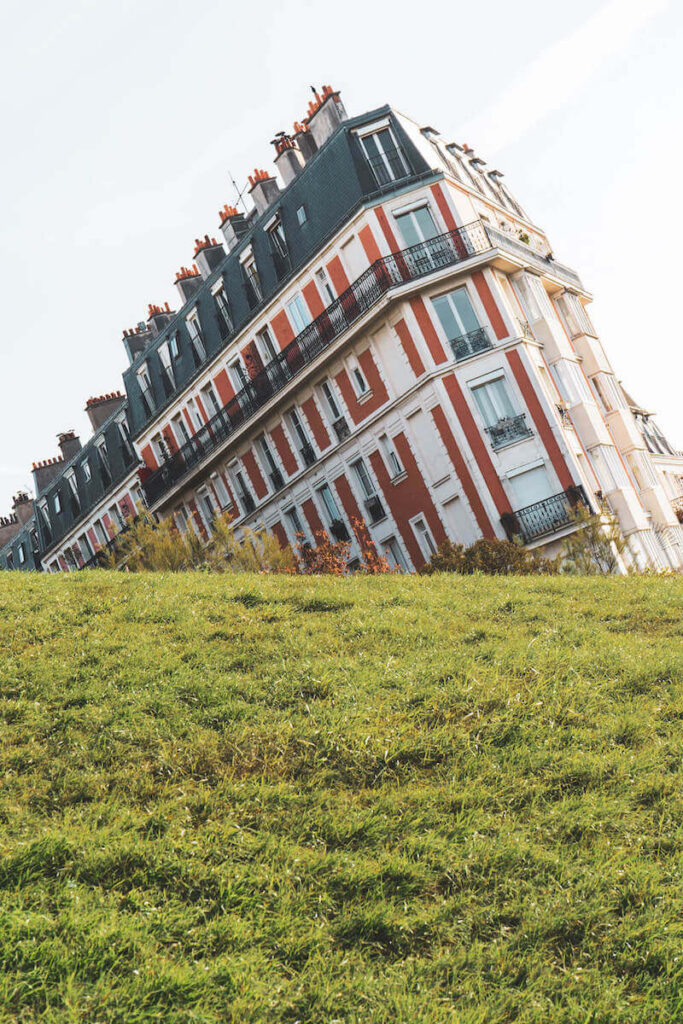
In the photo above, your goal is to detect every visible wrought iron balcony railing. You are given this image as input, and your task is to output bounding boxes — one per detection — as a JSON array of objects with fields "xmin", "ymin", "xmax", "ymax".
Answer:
[
  {"xmin": 501, "ymin": 486, "xmax": 589, "ymax": 544},
  {"xmin": 299, "ymin": 442, "xmax": 316, "ymax": 468},
  {"xmin": 269, "ymin": 468, "xmax": 285, "ymax": 492},
  {"xmin": 365, "ymin": 495, "xmax": 386, "ymax": 525},
  {"xmin": 450, "ymin": 327, "xmax": 492, "ymax": 361},
  {"xmin": 332, "ymin": 416, "xmax": 351, "ymax": 443},
  {"xmin": 141, "ymin": 221, "xmax": 493, "ymax": 507},
  {"xmin": 485, "ymin": 413, "xmax": 533, "ymax": 450}
]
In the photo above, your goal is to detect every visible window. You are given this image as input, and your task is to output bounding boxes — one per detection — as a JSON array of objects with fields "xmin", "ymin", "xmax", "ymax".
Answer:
[
  {"xmin": 158, "ymin": 341, "xmax": 175, "ymax": 395},
  {"xmin": 174, "ymin": 505, "xmax": 189, "ymax": 534},
  {"xmin": 137, "ymin": 363, "xmax": 155, "ymax": 416},
  {"xmin": 169, "ymin": 333, "xmax": 180, "ymax": 360},
  {"xmin": 256, "ymin": 326, "xmax": 278, "ymax": 365},
  {"xmin": 18, "ymin": 543, "xmax": 26, "ymax": 565},
  {"xmin": 131, "ymin": 485, "xmax": 144, "ymax": 512},
  {"xmin": 151, "ymin": 433, "xmax": 169, "ymax": 465},
  {"xmin": 53, "ymin": 492, "xmax": 62, "ymax": 515},
  {"xmin": 349, "ymin": 361, "xmax": 369, "ymax": 397},
  {"xmin": 108, "ymin": 503, "xmax": 124, "ymax": 531},
  {"xmin": 93, "ymin": 520, "xmax": 108, "ymax": 548},
  {"xmin": 320, "ymin": 379, "xmax": 341, "ymax": 420},
  {"xmin": 211, "ymin": 472, "xmax": 232, "ymax": 510},
  {"xmin": 508, "ymin": 465, "xmax": 552, "ymax": 508},
  {"xmin": 65, "ymin": 470, "xmax": 80, "ymax": 515},
  {"xmin": 212, "ymin": 285, "xmax": 233, "ymax": 339},
  {"xmin": 285, "ymin": 506, "xmax": 305, "ymax": 539},
  {"xmin": 395, "ymin": 205, "xmax": 439, "ymax": 248},
  {"xmin": 228, "ymin": 359, "xmax": 248, "ymax": 392},
  {"xmin": 551, "ymin": 359, "xmax": 593, "ymax": 407},
  {"xmin": 231, "ymin": 469, "xmax": 256, "ymax": 516},
  {"xmin": 352, "ymin": 458, "xmax": 375, "ymax": 500},
  {"xmin": 172, "ymin": 413, "xmax": 191, "ymax": 447},
  {"xmin": 318, "ymin": 483, "xmax": 342, "ymax": 523},
  {"xmin": 200, "ymin": 382, "xmax": 221, "ymax": 419},
  {"xmin": 320, "ymin": 380, "xmax": 349, "ymax": 442},
  {"xmin": 471, "ymin": 376, "xmax": 515, "ymax": 425},
  {"xmin": 383, "ymin": 536, "xmax": 407, "ymax": 571},
  {"xmin": 432, "ymin": 287, "xmax": 483, "ymax": 355},
  {"xmin": 267, "ymin": 216, "xmax": 289, "ymax": 277},
  {"xmin": 78, "ymin": 533, "xmax": 94, "ymax": 561},
  {"xmin": 288, "ymin": 408, "xmax": 316, "ymax": 466},
  {"xmin": 358, "ymin": 125, "xmax": 409, "ymax": 187},
  {"xmin": 315, "ymin": 267, "xmax": 335, "ymax": 304},
  {"xmin": 186, "ymin": 315, "xmax": 206, "ymax": 367},
  {"xmin": 379, "ymin": 434, "xmax": 403, "ymax": 478},
  {"xmin": 287, "ymin": 294, "xmax": 311, "ymax": 334},
  {"xmin": 96, "ymin": 440, "xmax": 112, "ymax": 485},
  {"xmin": 259, "ymin": 436, "xmax": 284, "ymax": 491},
  {"xmin": 412, "ymin": 516, "xmax": 437, "ymax": 559},
  {"xmin": 187, "ymin": 398, "xmax": 204, "ymax": 432},
  {"xmin": 242, "ymin": 253, "xmax": 262, "ymax": 307},
  {"xmin": 116, "ymin": 414, "xmax": 135, "ymax": 466},
  {"xmin": 297, "ymin": 205, "xmax": 307, "ymax": 226},
  {"xmin": 81, "ymin": 458, "xmax": 91, "ymax": 482},
  {"xmin": 38, "ymin": 502, "xmax": 52, "ymax": 541},
  {"xmin": 589, "ymin": 445, "xmax": 630, "ymax": 494},
  {"xmin": 197, "ymin": 489, "xmax": 216, "ymax": 530}
]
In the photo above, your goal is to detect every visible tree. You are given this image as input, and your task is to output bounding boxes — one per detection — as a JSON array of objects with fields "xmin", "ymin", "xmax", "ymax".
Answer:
[{"xmin": 561, "ymin": 504, "xmax": 626, "ymax": 575}]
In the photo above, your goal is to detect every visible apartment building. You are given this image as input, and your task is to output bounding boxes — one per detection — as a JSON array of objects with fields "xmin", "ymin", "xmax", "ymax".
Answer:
[{"xmin": 2, "ymin": 85, "xmax": 682, "ymax": 573}]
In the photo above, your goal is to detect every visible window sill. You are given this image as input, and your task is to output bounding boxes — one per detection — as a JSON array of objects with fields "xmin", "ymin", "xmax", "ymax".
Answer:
[
  {"xmin": 356, "ymin": 389, "xmax": 374, "ymax": 405},
  {"xmin": 389, "ymin": 470, "xmax": 408, "ymax": 486}
]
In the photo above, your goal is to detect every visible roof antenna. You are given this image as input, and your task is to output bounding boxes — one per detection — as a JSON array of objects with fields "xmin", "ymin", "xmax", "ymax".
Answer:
[{"xmin": 227, "ymin": 169, "xmax": 250, "ymax": 215}]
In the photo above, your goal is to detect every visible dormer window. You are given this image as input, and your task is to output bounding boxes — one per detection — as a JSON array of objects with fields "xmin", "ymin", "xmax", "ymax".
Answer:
[
  {"xmin": 266, "ymin": 215, "xmax": 289, "ymax": 279},
  {"xmin": 65, "ymin": 470, "xmax": 80, "ymax": 515},
  {"xmin": 82, "ymin": 458, "xmax": 91, "ymax": 482},
  {"xmin": 116, "ymin": 414, "xmax": 135, "ymax": 466},
  {"xmin": 186, "ymin": 314, "xmax": 206, "ymax": 368},
  {"xmin": 241, "ymin": 250, "xmax": 262, "ymax": 308},
  {"xmin": 96, "ymin": 439, "xmax": 112, "ymax": 486},
  {"xmin": 158, "ymin": 341, "xmax": 176, "ymax": 396},
  {"xmin": 357, "ymin": 122, "xmax": 410, "ymax": 188},
  {"xmin": 137, "ymin": 363, "xmax": 155, "ymax": 417},
  {"xmin": 211, "ymin": 281, "xmax": 233, "ymax": 340}
]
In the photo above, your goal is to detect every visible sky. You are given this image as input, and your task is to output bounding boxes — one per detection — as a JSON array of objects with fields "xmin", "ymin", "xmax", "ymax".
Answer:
[{"xmin": 0, "ymin": 0, "xmax": 681, "ymax": 510}]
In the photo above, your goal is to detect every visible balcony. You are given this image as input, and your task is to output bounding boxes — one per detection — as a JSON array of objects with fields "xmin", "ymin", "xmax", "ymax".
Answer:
[
  {"xmin": 364, "ymin": 495, "xmax": 386, "ymax": 525},
  {"xmin": 501, "ymin": 486, "xmax": 590, "ymax": 544},
  {"xmin": 450, "ymin": 327, "xmax": 492, "ymax": 362},
  {"xmin": 485, "ymin": 413, "xmax": 533, "ymax": 450},
  {"xmin": 140, "ymin": 219, "xmax": 568, "ymax": 508},
  {"xmin": 300, "ymin": 442, "xmax": 316, "ymax": 468},
  {"xmin": 332, "ymin": 417, "xmax": 351, "ymax": 443},
  {"xmin": 269, "ymin": 468, "xmax": 285, "ymax": 492}
]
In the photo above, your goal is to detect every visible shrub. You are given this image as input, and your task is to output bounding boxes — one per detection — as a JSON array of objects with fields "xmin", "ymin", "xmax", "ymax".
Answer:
[
  {"xmin": 295, "ymin": 518, "xmax": 393, "ymax": 575},
  {"xmin": 105, "ymin": 511, "xmax": 293, "ymax": 574},
  {"xmin": 420, "ymin": 537, "xmax": 559, "ymax": 576}
]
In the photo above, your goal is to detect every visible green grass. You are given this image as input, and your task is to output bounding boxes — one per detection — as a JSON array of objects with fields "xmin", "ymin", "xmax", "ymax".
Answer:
[{"xmin": 0, "ymin": 572, "xmax": 682, "ymax": 1023}]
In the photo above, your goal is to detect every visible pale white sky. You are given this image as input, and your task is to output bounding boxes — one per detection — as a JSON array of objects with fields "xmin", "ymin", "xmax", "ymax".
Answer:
[{"xmin": 1, "ymin": 0, "xmax": 681, "ymax": 510}]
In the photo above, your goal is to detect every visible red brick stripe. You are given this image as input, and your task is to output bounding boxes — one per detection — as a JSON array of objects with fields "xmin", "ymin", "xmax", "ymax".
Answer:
[{"xmin": 506, "ymin": 348, "xmax": 574, "ymax": 490}]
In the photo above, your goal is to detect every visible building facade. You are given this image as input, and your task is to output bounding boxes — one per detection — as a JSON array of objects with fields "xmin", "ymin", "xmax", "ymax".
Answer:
[{"xmin": 2, "ymin": 86, "xmax": 683, "ymax": 573}]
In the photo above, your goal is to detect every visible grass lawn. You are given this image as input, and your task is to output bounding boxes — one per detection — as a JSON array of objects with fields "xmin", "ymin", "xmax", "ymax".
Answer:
[{"xmin": 0, "ymin": 572, "xmax": 682, "ymax": 1023}]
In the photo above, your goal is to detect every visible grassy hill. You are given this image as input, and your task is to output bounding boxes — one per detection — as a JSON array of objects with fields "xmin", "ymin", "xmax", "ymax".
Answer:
[{"xmin": 1, "ymin": 572, "xmax": 682, "ymax": 1024}]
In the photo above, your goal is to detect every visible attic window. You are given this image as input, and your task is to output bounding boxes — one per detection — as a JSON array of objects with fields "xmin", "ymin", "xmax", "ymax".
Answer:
[{"xmin": 297, "ymin": 205, "xmax": 307, "ymax": 226}]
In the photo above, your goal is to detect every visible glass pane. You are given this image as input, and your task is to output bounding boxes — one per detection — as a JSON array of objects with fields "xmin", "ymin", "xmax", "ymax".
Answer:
[
  {"xmin": 450, "ymin": 288, "xmax": 480, "ymax": 334},
  {"xmin": 395, "ymin": 212, "xmax": 421, "ymax": 248},
  {"xmin": 413, "ymin": 206, "xmax": 439, "ymax": 240},
  {"xmin": 432, "ymin": 294, "xmax": 460, "ymax": 340}
]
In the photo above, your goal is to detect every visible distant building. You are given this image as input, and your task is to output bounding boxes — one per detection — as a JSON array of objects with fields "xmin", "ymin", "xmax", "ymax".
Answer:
[{"xmin": 2, "ymin": 86, "xmax": 682, "ymax": 573}]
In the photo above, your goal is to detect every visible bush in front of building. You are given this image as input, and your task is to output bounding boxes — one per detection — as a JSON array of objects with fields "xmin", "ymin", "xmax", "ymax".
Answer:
[{"xmin": 420, "ymin": 537, "xmax": 559, "ymax": 576}]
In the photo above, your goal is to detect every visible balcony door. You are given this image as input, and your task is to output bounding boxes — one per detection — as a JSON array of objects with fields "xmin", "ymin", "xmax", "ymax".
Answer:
[
  {"xmin": 509, "ymin": 466, "xmax": 552, "ymax": 509},
  {"xmin": 395, "ymin": 206, "xmax": 442, "ymax": 273}
]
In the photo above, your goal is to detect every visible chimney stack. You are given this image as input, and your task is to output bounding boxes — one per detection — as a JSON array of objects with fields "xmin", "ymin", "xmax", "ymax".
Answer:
[
  {"xmin": 174, "ymin": 264, "xmax": 202, "ymax": 304},
  {"xmin": 12, "ymin": 491, "xmax": 34, "ymax": 525},
  {"xmin": 147, "ymin": 302, "xmax": 175, "ymax": 337},
  {"xmin": 272, "ymin": 133, "xmax": 305, "ymax": 186},
  {"xmin": 32, "ymin": 456, "xmax": 65, "ymax": 496},
  {"xmin": 218, "ymin": 205, "xmax": 249, "ymax": 252},
  {"xmin": 85, "ymin": 392, "xmax": 125, "ymax": 431},
  {"xmin": 193, "ymin": 235, "xmax": 226, "ymax": 279},
  {"xmin": 247, "ymin": 168, "xmax": 280, "ymax": 217},
  {"xmin": 57, "ymin": 430, "xmax": 82, "ymax": 463},
  {"xmin": 293, "ymin": 120, "xmax": 318, "ymax": 162},
  {"xmin": 122, "ymin": 323, "xmax": 153, "ymax": 366},
  {"xmin": 305, "ymin": 85, "xmax": 347, "ymax": 149}
]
